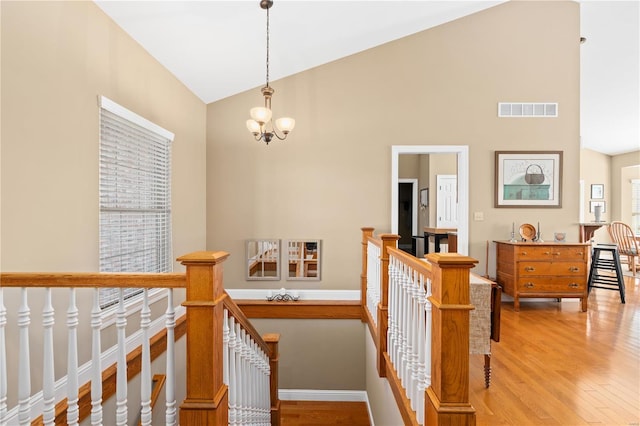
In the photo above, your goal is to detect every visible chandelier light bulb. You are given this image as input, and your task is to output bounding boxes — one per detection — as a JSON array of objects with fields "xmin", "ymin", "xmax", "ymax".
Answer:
[
  {"xmin": 275, "ymin": 117, "xmax": 295, "ymax": 134},
  {"xmin": 250, "ymin": 106, "xmax": 272, "ymax": 124},
  {"xmin": 246, "ymin": 119, "xmax": 261, "ymax": 135}
]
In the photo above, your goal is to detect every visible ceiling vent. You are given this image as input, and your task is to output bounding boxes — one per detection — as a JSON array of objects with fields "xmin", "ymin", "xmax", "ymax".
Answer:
[{"xmin": 498, "ymin": 102, "xmax": 558, "ymax": 117}]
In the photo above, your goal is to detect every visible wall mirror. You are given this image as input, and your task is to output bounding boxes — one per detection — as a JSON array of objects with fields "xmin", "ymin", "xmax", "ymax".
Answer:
[
  {"xmin": 286, "ymin": 239, "xmax": 321, "ymax": 281},
  {"xmin": 246, "ymin": 239, "xmax": 280, "ymax": 280}
]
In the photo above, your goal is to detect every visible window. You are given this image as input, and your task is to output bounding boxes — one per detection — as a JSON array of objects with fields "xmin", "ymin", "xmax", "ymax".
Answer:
[
  {"xmin": 632, "ymin": 179, "xmax": 640, "ymax": 235},
  {"xmin": 99, "ymin": 96, "xmax": 174, "ymax": 309}
]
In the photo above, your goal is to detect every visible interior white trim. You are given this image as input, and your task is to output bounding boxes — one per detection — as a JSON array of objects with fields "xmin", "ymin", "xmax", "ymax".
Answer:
[
  {"xmin": 279, "ymin": 389, "xmax": 368, "ymax": 402},
  {"xmin": 98, "ymin": 95, "xmax": 175, "ymax": 141},
  {"xmin": 391, "ymin": 145, "xmax": 469, "ymax": 256}
]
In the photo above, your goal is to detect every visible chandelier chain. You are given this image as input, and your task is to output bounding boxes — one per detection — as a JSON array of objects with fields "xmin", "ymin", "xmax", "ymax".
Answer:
[{"xmin": 265, "ymin": 6, "xmax": 270, "ymax": 87}]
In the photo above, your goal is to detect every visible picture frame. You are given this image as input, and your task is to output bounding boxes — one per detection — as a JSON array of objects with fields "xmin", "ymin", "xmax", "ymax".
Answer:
[
  {"xmin": 494, "ymin": 151, "xmax": 563, "ymax": 208},
  {"xmin": 590, "ymin": 184, "xmax": 604, "ymax": 199},
  {"xmin": 420, "ymin": 188, "xmax": 428, "ymax": 208},
  {"xmin": 589, "ymin": 200, "xmax": 606, "ymax": 213}
]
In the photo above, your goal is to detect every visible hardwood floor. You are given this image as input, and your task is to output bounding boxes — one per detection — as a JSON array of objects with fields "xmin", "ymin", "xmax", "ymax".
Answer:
[
  {"xmin": 470, "ymin": 274, "xmax": 640, "ymax": 425},
  {"xmin": 280, "ymin": 400, "xmax": 370, "ymax": 425}
]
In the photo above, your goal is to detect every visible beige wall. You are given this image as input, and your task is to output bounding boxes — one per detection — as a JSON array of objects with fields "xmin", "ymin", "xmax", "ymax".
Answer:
[
  {"xmin": 207, "ymin": 0, "xmax": 580, "ymax": 389},
  {"xmin": 1, "ymin": 0, "xmax": 206, "ymax": 410},
  {"xmin": 580, "ymin": 148, "xmax": 611, "ymax": 224},
  {"xmin": 611, "ymin": 151, "xmax": 640, "ymax": 221}
]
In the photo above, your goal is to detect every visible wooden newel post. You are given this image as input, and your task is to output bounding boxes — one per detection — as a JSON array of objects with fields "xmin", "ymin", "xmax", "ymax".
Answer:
[
  {"xmin": 361, "ymin": 227, "xmax": 375, "ymax": 322},
  {"xmin": 377, "ymin": 233, "xmax": 400, "ymax": 377},
  {"xmin": 178, "ymin": 251, "xmax": 230, "ymax": 425},
  {"xmin": 425, "ymin": 253, "xmax": 478, "ymax": 426},
  {"xmin": 263, "ymin": 333, "xmax": 281, "ymax": 426}
]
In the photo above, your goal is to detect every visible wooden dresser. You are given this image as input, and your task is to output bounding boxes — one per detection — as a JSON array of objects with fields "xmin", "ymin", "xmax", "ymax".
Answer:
[{"xmin": 495, "ymin": 241, "xmax": 590, "ymax": 312}]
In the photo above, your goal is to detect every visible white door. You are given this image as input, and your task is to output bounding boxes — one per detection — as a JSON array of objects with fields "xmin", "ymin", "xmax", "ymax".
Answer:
[{"xmin": 436, "ymin": 175, "xmax": 457, "ymax": 228}]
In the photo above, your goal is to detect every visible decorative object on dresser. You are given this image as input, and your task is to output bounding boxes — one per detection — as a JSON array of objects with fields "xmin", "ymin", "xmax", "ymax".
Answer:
[
  {"xmin": 494, "ymin": 151, "xmax": 563, "ymax": 208},
  {"xmin": 495, "ymin": 241, "xmax": 589, "ymax": 312}
]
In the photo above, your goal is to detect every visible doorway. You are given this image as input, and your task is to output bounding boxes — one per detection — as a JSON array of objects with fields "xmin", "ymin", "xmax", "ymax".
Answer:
[
  {"xmin": 391, "ymin": 145, "xmax": 469, "ymax": 256},
  {"xmin": 398, "ymin": 179, "xmax": 418, "ymax": 253}
]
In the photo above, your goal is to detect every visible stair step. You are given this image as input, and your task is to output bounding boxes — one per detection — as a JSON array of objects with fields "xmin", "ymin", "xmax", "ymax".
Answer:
[{"xmin": 281, "ymin": 400, "xmax": 370, "ymax": 425}]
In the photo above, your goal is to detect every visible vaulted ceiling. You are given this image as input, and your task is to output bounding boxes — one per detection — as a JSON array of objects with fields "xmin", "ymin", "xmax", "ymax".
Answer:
[{"xmin": 95, "ymin": 1, "xmax": 639, "ymax": 155}]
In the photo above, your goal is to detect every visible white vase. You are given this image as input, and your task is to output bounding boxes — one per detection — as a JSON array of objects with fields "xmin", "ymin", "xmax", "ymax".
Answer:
[{"xmin": 594, "ymin": 205, "xmax": 603, "ymax": 222}]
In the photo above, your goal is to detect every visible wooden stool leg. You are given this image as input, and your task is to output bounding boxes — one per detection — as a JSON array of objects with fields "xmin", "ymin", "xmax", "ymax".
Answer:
[{"xmin": 484, "ymin": 354, "xmax": 491, "ymax": 388}]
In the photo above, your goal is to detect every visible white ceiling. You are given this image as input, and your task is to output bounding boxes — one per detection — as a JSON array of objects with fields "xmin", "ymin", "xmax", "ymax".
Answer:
[{"xmin": 95, "ymin": 0, "xmax": 639, "ymax": 156}]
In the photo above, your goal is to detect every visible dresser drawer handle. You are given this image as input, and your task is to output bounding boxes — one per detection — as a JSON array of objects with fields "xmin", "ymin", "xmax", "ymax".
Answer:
[
  {"xmin": 543, "ymin": 251, "xmax": 551, "ymax": 255},
  {"xmin": 569, "ymin": 266, "xmax": 580, "ymax": 272},
  {"xmin": 552, "ymin": 252, "xmax": 561, "ymax": 256},
  {"xmin": 568, "ymin": 282, "xmax": 580, "ymax": 288},
  {"xmin": 576, "ymin": 252, "xmax": 584, "ymax": 255},
  {"xmin": 521, "ymin": 251, "xmax": 528, "ymax": 256},
  {"xmin": 524, "ymin": 266, "xmax": 536, "ymax": 272},
  {"xmin": 524, "ymin": 282, "xmax": 535, "ymax": 288}
]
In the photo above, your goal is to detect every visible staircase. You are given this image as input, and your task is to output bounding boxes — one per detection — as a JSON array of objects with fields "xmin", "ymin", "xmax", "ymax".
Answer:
[{"xmin": 280, "ymin": 401, "xmax": 370, "ymax": 425}]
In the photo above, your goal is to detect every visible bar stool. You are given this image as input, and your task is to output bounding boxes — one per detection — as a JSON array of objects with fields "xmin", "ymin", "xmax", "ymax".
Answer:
[{"xmin": 587, "ymin": 244, "xmax": 625, "ymax": 303}]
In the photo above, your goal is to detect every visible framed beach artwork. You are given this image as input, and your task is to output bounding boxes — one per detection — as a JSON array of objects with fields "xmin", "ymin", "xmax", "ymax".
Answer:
[{"xmin": 494, "ymin": 151, "xmax": 563, "ymax": 208}]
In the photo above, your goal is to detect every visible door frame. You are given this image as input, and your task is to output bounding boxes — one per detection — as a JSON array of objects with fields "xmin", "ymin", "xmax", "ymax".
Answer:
[
  {"xmin": 391, "ymin": 145, "xmax": 469, "ymax": 256},
  {"xmin": 398, "ymin": 178, "xmax": 419, "ymax": 237}
]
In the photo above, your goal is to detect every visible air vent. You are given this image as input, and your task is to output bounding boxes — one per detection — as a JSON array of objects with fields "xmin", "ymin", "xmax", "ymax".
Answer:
[{"xmin": 498, "ymin": 102, "xmax": 558, "ymax": 117}]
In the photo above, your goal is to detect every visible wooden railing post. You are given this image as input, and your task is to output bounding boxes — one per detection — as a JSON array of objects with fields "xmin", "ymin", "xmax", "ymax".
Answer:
[
  {"xmin": 377, "ymin": 234, "xmax": 400, "ymax": 377},
  {"xmin": 425, "ymin": 253, "xmax": 478, "ymax": 426},
  {"xmin": 178, "ymin": 251, "xmax": 230, "ymax": 425},
  {"xmin": 361, "ymin": 227, "xmax": 375, "ymax": 322},
  {"xmin": 264, "ymin": 333, "xmax": 281, "ymax": 426}
]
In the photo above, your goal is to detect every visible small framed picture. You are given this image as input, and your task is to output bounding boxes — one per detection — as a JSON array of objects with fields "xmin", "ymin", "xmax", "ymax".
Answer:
[
  {"xmin": 589, "ymin": 201, "xmax": 606, "ymax": 213},
  {"xmin": 420, "ymin": 188, "xmax": 428, "ymax": 208},
  {"xmin": 590, "ymin": 184, "xmax": 604, "ymax": 199}
]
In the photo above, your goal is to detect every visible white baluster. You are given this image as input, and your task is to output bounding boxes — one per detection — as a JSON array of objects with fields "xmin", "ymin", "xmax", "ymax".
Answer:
[
  {"xmin": 424, "ymin": 277, "xmax": 433, "ymax": 389},
  {"xmin": 67, "ymin": 288, "xmax": 79, "ymax": 426},
  {"xmin": 115, "ymin": 289, "xmax": 128, "ymax": 426},
  {"xmin": 17, "ymin": 288, "xmax": 31, "ymax": 426},
  {"xmin": 223, "ymin": 310, "xmax": 230, "ymax": 387},
  {"xmin": 415, "ymin": 273, "xmax": 427, "ymax": 425},
  {"xmin": 0, "ymin": 288, "xmax": 6, "ymax": 424},
  {"xmin": 165, "ymin": 289, "xmax": 177, "ymax": 426},
  {"xmin": 409, "ymin": 269, "xmax": 420, "ymax": 411},
  {"xmin": 91, "ymin": 289, "xmax": 103, "ymax": 425},
  {"xmin": 139, "ymin": 289, "xmax": 152, "ymax": 426},
  {"xmin": 228, "ymin": 317, "xmax": 238, "ymax": 425},
  {"xmin": 42, "ymin": 288, "xmax": 55, "ymax": 425}
]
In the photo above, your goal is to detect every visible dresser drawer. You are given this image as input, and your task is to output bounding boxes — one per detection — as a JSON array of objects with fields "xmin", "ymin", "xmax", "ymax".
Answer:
[
  {"xmin": 518, "ymin": 261, "xmax": 586, "ymax": 276},
  {"xmin": 517, "ymin": 276, "xmax": 586, "ymax": 293},
  {"xmin": 515, "ymin": 245, "xmax": 587, "ymax": 261}
]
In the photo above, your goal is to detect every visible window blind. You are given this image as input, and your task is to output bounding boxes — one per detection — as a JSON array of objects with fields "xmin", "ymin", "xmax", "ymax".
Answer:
[{"xmin": 99, "ymin": 96, "xmax": 174, "ymax": 309}]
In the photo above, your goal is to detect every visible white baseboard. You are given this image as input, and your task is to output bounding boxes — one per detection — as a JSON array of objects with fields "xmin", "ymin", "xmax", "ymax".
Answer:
[{"xmin": 279, "ymin": 389, "xmax": 367, "ymax": 401}]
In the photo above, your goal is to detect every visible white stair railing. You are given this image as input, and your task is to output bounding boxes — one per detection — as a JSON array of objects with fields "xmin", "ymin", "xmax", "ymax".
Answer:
[
  {"xmin": 1, "ymin": 282, "xmax": 182, "ymax": 425},
  {"xmin": 387, "ymin": 251, "xmax": 433, "ymax": 426},
  {"xmin": 224, "ymin": 311, "xmax": 271, "ymax": 426}
]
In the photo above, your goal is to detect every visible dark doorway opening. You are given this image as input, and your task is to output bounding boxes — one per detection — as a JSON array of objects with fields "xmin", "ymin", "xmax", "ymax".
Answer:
[{"xmin": 398, "ymin": 182, "xmax": 414, "ymax": 254}]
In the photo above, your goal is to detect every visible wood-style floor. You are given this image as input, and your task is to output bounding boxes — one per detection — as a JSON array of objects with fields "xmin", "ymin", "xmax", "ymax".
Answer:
[
  {"xmin": 281, "ymin": 274, "xmax": 639, "ymax": 426},
  {"xmin": 470, "ymin": 274, "xmax": 640, "ymax": 425}
]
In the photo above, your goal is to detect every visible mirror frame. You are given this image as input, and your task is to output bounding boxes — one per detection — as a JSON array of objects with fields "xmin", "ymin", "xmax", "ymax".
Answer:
[
  {"xmin": 285, "ymin": 239, "xmax": 321, "ymax": 281},
  {"xmin": 246, "ymin": 239, "xmax": 281, "ymax": 281}
]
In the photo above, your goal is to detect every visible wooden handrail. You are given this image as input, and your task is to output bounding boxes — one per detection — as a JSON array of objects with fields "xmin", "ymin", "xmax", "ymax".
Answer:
[
  {"xmin": 223, "ymin": 292, "xmax": 271, "ymax": 356},
  {"xmin": 0, "ymin": 272, "xmax": 186, "ymax": 288}
]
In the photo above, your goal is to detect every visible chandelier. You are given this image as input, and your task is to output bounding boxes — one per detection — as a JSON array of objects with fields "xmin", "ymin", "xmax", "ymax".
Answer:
[{"xmin": 246, "ymin": 0, "xmax": 295, "ymax": 144}]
